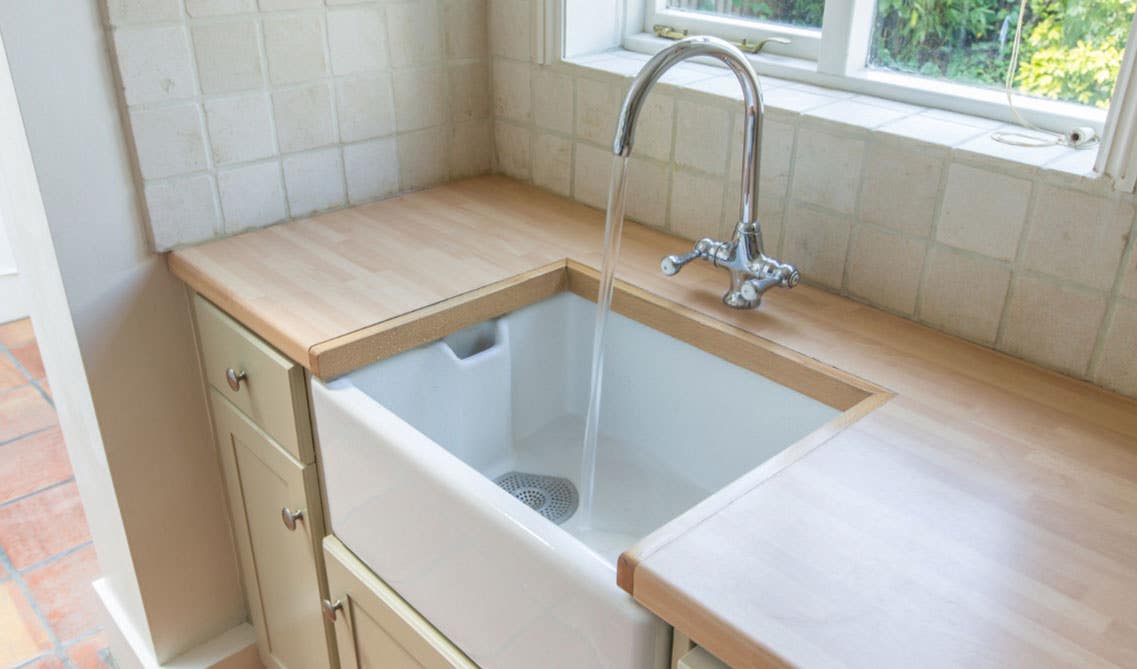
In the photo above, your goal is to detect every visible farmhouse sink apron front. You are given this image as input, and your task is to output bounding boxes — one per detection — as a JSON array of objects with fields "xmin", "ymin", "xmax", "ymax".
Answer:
[{"xmin": 312, "ymin": 286, "xmax": 861, "ymax": 668}]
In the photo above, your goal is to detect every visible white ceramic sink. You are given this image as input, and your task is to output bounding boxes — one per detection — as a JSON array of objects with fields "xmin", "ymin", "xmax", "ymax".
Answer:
[{"xmin": 311, "ymin": 290, "xmax": 844, "ymax": 669}]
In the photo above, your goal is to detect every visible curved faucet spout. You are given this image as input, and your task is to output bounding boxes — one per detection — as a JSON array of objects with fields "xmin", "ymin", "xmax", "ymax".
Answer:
[{"xmin": 612, "ymin": 35, "xmax": 763, "ymax": 227}]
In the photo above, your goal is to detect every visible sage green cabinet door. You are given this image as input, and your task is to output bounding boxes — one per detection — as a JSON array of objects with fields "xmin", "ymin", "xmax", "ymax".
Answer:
[
  {"xmin": 323, "ymin": 537, "xmax": 476, "ymax": 669},
  {"xmin": 211, "ymin": 390, "xmax": 333, "ymax": 669}
]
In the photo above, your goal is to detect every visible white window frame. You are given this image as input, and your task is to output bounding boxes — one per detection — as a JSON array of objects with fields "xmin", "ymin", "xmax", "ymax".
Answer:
[{"xmin": 632, "ymin": 0, "xmax": 1115, "ymax": 135}]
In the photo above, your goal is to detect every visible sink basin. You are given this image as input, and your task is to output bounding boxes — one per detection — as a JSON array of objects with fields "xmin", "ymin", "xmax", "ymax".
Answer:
[{"xmin": 311, "ymin": 264, "xmax": 881, "ymax": 669}]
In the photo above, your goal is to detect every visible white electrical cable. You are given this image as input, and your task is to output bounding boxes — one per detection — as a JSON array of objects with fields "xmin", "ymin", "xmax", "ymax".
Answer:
[{"xmin": 991, "ymin": 0, "xmax": 1101, "ymax": 149}]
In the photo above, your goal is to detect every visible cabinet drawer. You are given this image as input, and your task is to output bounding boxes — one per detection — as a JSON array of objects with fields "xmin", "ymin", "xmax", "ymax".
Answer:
[
  {"xmin": 211, "ymin": 390, "xmax": 332, "ymax": 669},
  {"xmin": 194, "ymin": 294, "xmax": 313, "ymax": 463},
  {"xmin": 323, "ymin": 536, "xmax": 476, "ymax": 669}
]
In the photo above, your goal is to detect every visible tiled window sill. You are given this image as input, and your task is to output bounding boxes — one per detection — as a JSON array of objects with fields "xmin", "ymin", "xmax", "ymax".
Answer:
[{"xmin": 561, "ymin": 48, "xmax": 1106, "ymax": 191}]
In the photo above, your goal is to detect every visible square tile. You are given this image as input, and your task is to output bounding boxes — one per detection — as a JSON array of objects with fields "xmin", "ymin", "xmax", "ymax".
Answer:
[
  {"xmin": 1094, "ymin": 301, "xmax": 1137, "ymax": 396},
  {"xmin": 442, "ymin": 0, "xmax": 488, "ymax": 59},
  {"xmin": 493, "ymin": 59, "xmax": 531, "ymax": 122},
  {"xmin": 450, "ymin": 120, "xmax": 492, "ymax": 180},
  {"xmin": 191, "ymin": 20, "xmax": 263, "ymax": 94},
  {"xmin": 263, "ymin": 14, "xmax": 329, "ymax": 86},
  {"xmin": 575, "ymin": 77, "xmax": 618, "ymax": 147},
  {"xmin": 21, "ymin": 657, "xmax": 67, "ymax": 669},
  {"xmin": 670, "ymin": 170, "xmax": 723, "ymax": 239},
  {"xmin": 387, "ymin": 1, "xmax": 442, "ymax": 67},
  {"xmin": 846, "ymin": 225, "xmax": 927, "ymax": 315},
  {"xmin": 918, "ymin": 245, "xmax": 1011, "ymax": 345},
  {"xmin": 23, "ymin": 545, "xmax": 101, "ymax": 642},
  {"xmin": 859, "ymin": 142, "xmax": 944, "ymax": 238},
  {"xmin": 186, "ymin": 0, "xmax": 256, "ymax": 16},
  {"xmin": 393, "ymin": 67, "xmax": 450, "ymax": 132},
  {"xmin": 113, "ymin": 26, "xmax": 196, "ymax": 105},
  {"xmin": 790, "ymin": 125, "xmax": 864, "ymax": 215},
  {"xmin": 876, "ymin": 113, "xmax": 988, "ymax": 148},
  {"xmin": 344, "ymin": 138, "xmax": 400, "ymax": 203},
  {"xmin": 531, "ymin": 132, "xmax": 572, "ymax": 197},
  {"xmin": 217, "ymin": 162, "xmax": 288, "ymax": 233},
  {"xmin": 0, "ymin": 319, "xmax": 35, "ymax": 348},
  {"xmin": 144, "ymin": 175, "xmax": 220, "ymax": 250},
  {"xmin": 573, "ymin": 141, "xmax": 612, "ymax": 209},
  {"xmin": 10, "ymin": 340, "xmax": 44, "ymax": 381},
  {"xmin": 449, "ymin": 62, "xmax": 490, "ymax": 123},
  {"xmin": 328, "ymin": 7, "xmax": 387, "ymax": 76},
  {"xmin": 630, "ymin": 93, "xmax": 674, "ymax": 163},
  {"xmin": 1000, "ymin": 274, "xmax": 1108, "ymax": 377},
  {"xmin": 106, "ymin": 0, "xmax": 181, "ymax": 25},
  {"xmin": 807, "ymin": 99, "xmax": 913, "ymax": 130},
  {"xmin": 0, "ymin": 581, "xmax": 52, "ymax": 667},
  {"xmin": 129, "ymin": 105, "xmax": 208, "ymax": 179},
  {"xmin": 0, "ymin": 386, "xmax": 55, "ymax": 442},
  {"xmin": 1121, "ymin": 241, "xmax": 1137, "ymax": 301},
  {"xmin": 272, "ymin": 84, "xmax": 336, "ymax": 153},
  {"xmin": 494, "ymin": 122, "xmax": 530, "ymax": 180},
  {"xmin": 0, "ymin": 353, "xmax": 24, "ymax": 391},
  {"xmin": 624, "ymin": 157, "xmax": 669, "ymax": 228},
  {"xmin": 259, "ymin": 0, "xmax": 321, "ymax": 8},
  {"xmin": 1021, "ymin": 186, "xmax": 1134, "ymax": 291},
  {"xmin": 937, "ymin": 163, "xmax": 1031, "ymax": 261},
  {"xmin": 0, "ymin": 482, "xmax": 90, "ymax": 570},
  {"xmin": 336, "ymin": 74, "xmax": 396, "ymax": 143},
  {"xmin": 489, "ymin": 0, "xmax": 531, "ymax": 60},
  {"xmin": 204, "ymin": 94, "xmax": 275, "ymax": 165},
  {"xmin": 67, "ymin": 632, "xmax": 111, "ymax": 669},
  {"xmin": 532, "ymin": 68, "xmax": 573, "ymax": 135},
  {"xmin": 398, "ymin": 127, "xmax": 450, "ymax": 190},
  {"xmin": 782, "ymin": 205, "xmax": 853, "ymax": 289},
  {"xmin": 282, "ymin": 148, "xmax": 346, "ymax": 216}
]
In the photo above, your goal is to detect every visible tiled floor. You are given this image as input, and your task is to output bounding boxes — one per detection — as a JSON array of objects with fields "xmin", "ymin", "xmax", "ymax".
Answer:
[{"xmin": 0, "ymin": 319, "xmax": 112, "ymax": 668}]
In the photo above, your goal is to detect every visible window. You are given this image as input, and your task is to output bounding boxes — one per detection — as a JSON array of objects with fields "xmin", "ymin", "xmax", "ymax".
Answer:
[{"xmin": 637, "ymin": 0, "xmax": 1137, "ymax": 131}]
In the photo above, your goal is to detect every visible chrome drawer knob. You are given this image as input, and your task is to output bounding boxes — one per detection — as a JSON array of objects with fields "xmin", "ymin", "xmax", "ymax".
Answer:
[
  {"xmin": 281, "ymin": 506, "xmax": 304, "ymax": 531},
  {"xmin": 322, "ymin": 598, "xmax": 343, "ymax": 622},
  {"xmin": 225, "ymin": 367, "xmax": 247, "ymax": 392}
]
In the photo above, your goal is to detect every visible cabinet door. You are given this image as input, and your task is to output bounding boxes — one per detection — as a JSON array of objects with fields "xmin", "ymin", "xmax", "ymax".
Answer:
[
  {"xmin": 323, "ymin": 537, "xmax": 476, "ymax": 669},
  {"xmin": 211, "ymin": 389, "xmax": 333, "ymax": 669}
]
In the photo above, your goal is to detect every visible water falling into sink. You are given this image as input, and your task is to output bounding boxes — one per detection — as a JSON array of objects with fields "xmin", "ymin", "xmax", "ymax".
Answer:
[{"xmin": 578, "ymin": 155, "xmax": 630, "ymax": 528}]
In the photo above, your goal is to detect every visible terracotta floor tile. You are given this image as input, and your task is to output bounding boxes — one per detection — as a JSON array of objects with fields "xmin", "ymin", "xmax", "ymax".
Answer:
[
  {"xmin": 0, "ymin": 353, "xmax": 25, "ymax": 391},
  {"xmin": 37, "ymin": 378, "xmax": 51, "ymax": 399},
  {"xmin": 0, "ymin": 428, "xmax": 72, "ymax": 504},
  {"xmin": 0, "ymin": 318, "xmax": 34, "ymax": 348},
  {"xmin": 0, "ymin": 482, "xmax": 91, "ymax": 570},
  {"xmin": 0, "ymin": 385, "xmax": 56, "ymax": 443},
  {"xmin": 0, "ymin": 580, "xmax": 53, "ymax": 666},
  {"xmin": 67, "ymin": 631, "xmax": 111, "ymax": 668},
  {"xmin": 11, "ymin": 340, "xmax": 45, "ymax": 380},
  {"xmin": 20, "ymin": 656, "xmax": 67, "ymax": 669},
  {"xmin": 23, "ymin": 544, "xmax": 100, "ymax": 642}
]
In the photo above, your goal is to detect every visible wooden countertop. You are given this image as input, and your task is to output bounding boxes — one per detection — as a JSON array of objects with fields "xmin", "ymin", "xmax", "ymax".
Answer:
[{"xmin": 170, "ymin": 176, "xmax": 1137, "ymax": 668}]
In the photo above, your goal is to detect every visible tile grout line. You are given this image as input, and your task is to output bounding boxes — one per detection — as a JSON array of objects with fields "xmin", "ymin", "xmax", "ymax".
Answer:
[
  {"xmin": 0, "ymin": 542, "xmax": 68, "ymax": 667},
  {"xmin": 16, "ymin": 541, "xmax": 96, "ymax": 578},
  {"xmin": 0, "ymin": 337, "xmax": 53, "ymax": 408},
  {"xmin": 0, "ymin": 477, "xmax": 77, "ymax": 511}
]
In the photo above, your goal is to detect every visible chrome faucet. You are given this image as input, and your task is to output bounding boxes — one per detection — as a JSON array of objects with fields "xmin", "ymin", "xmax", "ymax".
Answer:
[{"xmin": 614, "ymin": 36, "xmax": 799, "ymax": 309}]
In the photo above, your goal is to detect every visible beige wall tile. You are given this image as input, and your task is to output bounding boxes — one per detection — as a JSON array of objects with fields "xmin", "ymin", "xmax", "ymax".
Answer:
[
  {"xmin": 625, "ymin": 158, "xmax": 669, "ymax": 228},
  {"xmin": 494, "ymin": 121, "xmax": 530, "ymax": 180},
  {"xmin": 130, "ymin": 104, "xmax": 209, "ymax": 179},
  {"xmin": 919, "ymin": 246, "xmax": 1010, "ymax": 344},
  {"xmin": 731, "ymin": 116, "xmax": 794, "ymax": 203},
  {"xmin": 489, "ymin": 0, "xmax": 531, "ymax": 61},
  {"xmin": 186, "ymin": 0, "xmax": 256, "ymax": 17},
  {"xmin": 632, "ymin": 93, "xmax": 675, "ymax": 163},
  {"xmin": 442, "ymin": 0, "xmax": 488, "ymax": 60},
  {"xmin": 1021, "ymin": 185, "xmax": 1134, "ymax": 291},
  {"xmin": 1094, "ymin": 301, "xmax": 1137, "ymax": 396},
  {"xmin": 113, "ymin": 25, "xmax": 196, "ymax": 105},
  {"xmin": 1000, "ymin": 274, "xmax": 1108, "ymax": 376},
  {"xmin": 144, "ymin": 175, "xmax": 220, "ymax": 248},
  {"xmin": 1121, "ymin": 245, "xmax": 1137, "ymax": 300},
  {"xmin": 575, "ymin": 77, "xmax": 618, "ymax": 147},
  {"xmin": 344, "ymin": 137, "xmax": 400, "ymax": 203},
  {"xmin": 675, "ymin": 100, "xmax": 729, "ymax": 175},
  {"xmin": 573, "ymin": 141, "xmax": 611, "ymax": 209},
  {"xmin": 493, "ymin": 59, "xmax": 531, "ymax": 122},
  {"xmin": 205, "ymin": 94, "xmax": 276, "ymax": 165},
  {"xmin": 783, "ymin": 205, "xmax": 852, "ymax": 289},
  {"xmin": 272, "ymin": 83, "xmax": 336, "ymax": 153},
  {"xmin": 532, "ymin": 133, "xmax": 572, "ymax": 197},
  {"xmin": 859, "ymin": 142, "xmax": 943, "ymax": 238},
  {"xmin": 108, "ymin": 0, "xmax": 181, "ymax": 25},
  {"xmin": 670, "ymin": 169, "xmax": 722, "ymax": 238},
  {"xmin": 393, "ymin": 67, "xmax": 449, "ymax": 132},
  {"xmin": 450, "ymin": 119, "xmax": 492, "ymax": 179},
  {"xmin": 533, "ymin": 69, "xmax": 574, "ymax": 134},
  {"xmin": 191, "ymin": 20, "xmax": 263, "ymax": 94},
  {"xmin": 336, "ymin": 74, "xmax": 396, "ymax": 143},
  {"xmin": 217, "ymin": 161, "xmax": 287, "ymax": 232},
  {"xmin": 397, "ymin": 127, "xmax": 449, "ymax": 190},
  {"xmin": 937, "ymin": 163, "xmax": 1030, "ymax": 261},
  {"xmin": 847, "ymin": 225, "xmax": 927, "ymax": 315},
  {"xmin": 387, "ymin": 1, "xmax": 443, "ymax": 67},
  {"xmin": 790, "ymin": 125, "xmax": 864, "ymax": 215},
  {"xmin": 450, "ymin": 62, "xmax": 490, "ymax": 123},
  {"xmin": 327, "ymin": 6, "xmax": 387, "ymax": 76},
  {"xmin": 263, "ymin": 14, "xmax": 328, "ymax": 85},
  {"xmin": 282, "ymin": 147, "xmax": 346, "ymax": 215}
]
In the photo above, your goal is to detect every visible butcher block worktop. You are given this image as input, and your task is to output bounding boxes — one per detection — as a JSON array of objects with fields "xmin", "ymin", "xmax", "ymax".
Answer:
[{"xmin": 170, "ymin": 176, "xmax": 1137, "ymax": 668}]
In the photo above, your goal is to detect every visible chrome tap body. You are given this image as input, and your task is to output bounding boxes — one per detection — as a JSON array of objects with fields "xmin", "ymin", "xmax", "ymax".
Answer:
[{"xmin": 613, "ymin": 36, "xmax": 799, "ymax": 308}]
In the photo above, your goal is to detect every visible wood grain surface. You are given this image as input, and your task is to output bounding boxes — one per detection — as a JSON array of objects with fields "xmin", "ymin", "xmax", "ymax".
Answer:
[{"xmin": 171, "ymin": 176, "xmax": 1137, "ymax": 669}]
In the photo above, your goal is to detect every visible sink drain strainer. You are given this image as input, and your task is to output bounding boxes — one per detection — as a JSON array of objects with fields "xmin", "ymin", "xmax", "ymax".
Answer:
[{"xmin": 494, "ymin": 471, "xmax": 578, "ymax": 525}]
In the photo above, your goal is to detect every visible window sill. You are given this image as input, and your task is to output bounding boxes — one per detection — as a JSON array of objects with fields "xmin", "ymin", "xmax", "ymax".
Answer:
[{"xmin": 561, "ymin": 45, "xmax": 1106, "ymax": 190}]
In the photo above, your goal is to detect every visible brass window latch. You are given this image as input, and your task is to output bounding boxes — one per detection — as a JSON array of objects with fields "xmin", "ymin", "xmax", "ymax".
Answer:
[{"xmin": 651, "ymin": 24, "xmax": 790, "ymax": 54}]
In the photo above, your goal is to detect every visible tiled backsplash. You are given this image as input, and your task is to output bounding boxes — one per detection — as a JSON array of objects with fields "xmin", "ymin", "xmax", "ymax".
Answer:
[
  {"xmin": 106, "ymin": 0, "xmax": 491, "ymax": 250},
  {"xmin": 488, "ymin": 43, "xmax": 1137, "ymax": 398}
]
